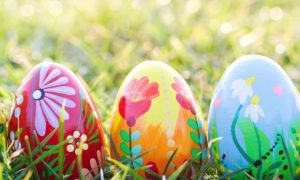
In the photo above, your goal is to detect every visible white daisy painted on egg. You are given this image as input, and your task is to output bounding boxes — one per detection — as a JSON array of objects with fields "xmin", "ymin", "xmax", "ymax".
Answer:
[
  {"xmin": 66, "ymin": 130, "xmax": 89, "ymax": 155},
  {"xmin": 12, "ymin": 92, "xmax": 24, "ymax": 119},
  {"xmin": 245, "ymin": 95, "xmax": 265, "ymax": 122},
  {"xmin": 231, "ymin": 77, "xmax": 256, "ymax": 104},
  {"xmin": 33, "ymin": 64, "xmax": 76, "ymax": 136}
]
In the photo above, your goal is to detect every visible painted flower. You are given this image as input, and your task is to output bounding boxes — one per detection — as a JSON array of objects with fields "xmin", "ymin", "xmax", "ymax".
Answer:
[
  {"xmin": 172, "ymin": 77, "xmax": 196, "ymax": 115},
  {"xmin": 118, "ymin": 76, "xmax": 159, "ymax": 127},
  {"xmin": 245, "ymin": 95, "xmax": 264, "ymax": 122},
  {"xmin": 66, "ymin": 130, "xmax": 88, "ymax": 155},
  {"xmin": 9, "ymin": 131, "xmax": 22, "ymax": 151},
  {"xmin": 214, "ymin": 97, "xmax": 222, "ymax": 108},
  {"xmin": 81, "ymin": 148, "xmax": 106, "ymax": 180},
  {"xmin": 231, "ymin": 77, "xmax": 256, "ymax": 104},
  {"xmin": 11, "ymin": 92, "xmax": 24, "ymax": 119},
  {"xmin": 33, "ymin": 64, "xmax": 76, "ymax": 136}
]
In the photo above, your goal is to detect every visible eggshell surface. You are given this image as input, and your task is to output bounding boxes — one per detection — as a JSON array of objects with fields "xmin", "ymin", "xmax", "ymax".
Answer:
[
  {"xmin": 110, "ymin": 61, "xmax": 208, "ymax": 177},
  {"xmin": 208, "ymin": 55, "xmax": 300, "ymax": 179},
  {"xmin": 8, "ymin": 62, "xmax": 106, "ymax": 179}
]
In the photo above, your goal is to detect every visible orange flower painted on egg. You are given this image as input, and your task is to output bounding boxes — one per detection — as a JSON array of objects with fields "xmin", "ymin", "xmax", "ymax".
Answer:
[
  {"xmin": 172, "ymin": 77, "xmax": 196, "ymax": 115},
  {"xmin": 118, "ymin": 76, "xmax": 159, "ymax": 127}
]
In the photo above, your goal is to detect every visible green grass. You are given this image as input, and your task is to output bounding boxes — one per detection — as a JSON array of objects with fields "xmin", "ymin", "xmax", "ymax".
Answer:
[{"xmin": 0, "ymin": 0, "xmax": 300, "ymax": 179}]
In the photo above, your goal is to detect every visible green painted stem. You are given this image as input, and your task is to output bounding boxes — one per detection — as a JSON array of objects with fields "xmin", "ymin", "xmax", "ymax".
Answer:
[
  {"xmin": 253, "ymin": 122, "xmax": 262, "ymax": 178},
  {"xmin": 129, "ymin": 127, "xmax": 134, "ymax": 169},
  {"xmin": 194, "ymin": 114, "xmax": 203, "ymax": 166},
  {"xmin": 279, "ymin": 134, "xmax": 294, "ymax": 179},
  {"xmin": 231, "ymin": 105, "xmax": 254, "ymax": 164}
]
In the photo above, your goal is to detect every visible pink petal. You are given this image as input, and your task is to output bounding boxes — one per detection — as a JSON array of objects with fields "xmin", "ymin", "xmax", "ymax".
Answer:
[
  {"xmin": 43, "ymin": 77, "xmax": 69, "ymax": 88},
  {"xmin": 35, "ymin": 101, "xmax": 46, "ymax": 136},
  {"xmin": 40, "ymin": 100, "xmax": 59, "ymax": 128},
  {"xmin": 43, "ymin": 69, "xmax": 61, "ymax": 87},
  {"xmin": 90, "ymin": 158, "xmax": 99, "ymax": 175},
  {"xmin": 82, "ymin": 168, "xmax": 93, "ymax": 180},
  {"xmin": 273, "ymin": 85, "xmax": 283, "ymax": 96},
  {"xmin": 39, "ymin": 64, "xmax": 49, "ymax": 88}
]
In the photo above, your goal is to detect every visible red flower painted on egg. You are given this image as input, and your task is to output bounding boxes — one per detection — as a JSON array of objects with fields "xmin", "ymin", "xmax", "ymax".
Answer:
[
  {"xmin": 118, "ymin": 76, "xmax": 159, "ymax": 127},
  {"xmin": 172, "ymin": 77, "xmax": 196, "ymax": 115},
  {"xmin": 32, "ymin": 64, "xmax": 77, "ymax": 136}
]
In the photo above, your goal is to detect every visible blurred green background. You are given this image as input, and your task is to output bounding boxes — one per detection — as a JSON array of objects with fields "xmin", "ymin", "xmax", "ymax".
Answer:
[{"xmin": 0, "ymin": 0, "xmax": 300, "ymax": 123}]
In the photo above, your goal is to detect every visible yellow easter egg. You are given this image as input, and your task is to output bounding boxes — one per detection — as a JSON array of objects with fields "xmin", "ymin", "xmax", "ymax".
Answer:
[{"xmin": 110, "ymin": 61, "xmax": 208, "ymax": 178}]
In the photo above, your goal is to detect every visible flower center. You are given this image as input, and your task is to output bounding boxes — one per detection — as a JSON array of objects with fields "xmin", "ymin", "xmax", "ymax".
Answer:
[
  {"xmin": 245, "ymin": 76, "xmax": 256, "ymax": 86},
  {"xmin": 33, "ymin": 89, "xmax": 45, "ymax": 100},
  {"xmin": 251, "ymin": 95, "xmax": 260, "ymax": 105}
]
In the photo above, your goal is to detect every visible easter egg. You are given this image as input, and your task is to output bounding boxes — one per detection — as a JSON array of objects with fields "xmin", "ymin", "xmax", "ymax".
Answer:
[
  {"xmin": 110, "ymin": 61, "xmax": 208, "ymax": 178},
  {"xmin": 208, "ymin": 55, "xmax": 300, "ymax": 179},
  {"xmin": 8, "ymin": 62, "xmax": 106, "ymax": 179}
]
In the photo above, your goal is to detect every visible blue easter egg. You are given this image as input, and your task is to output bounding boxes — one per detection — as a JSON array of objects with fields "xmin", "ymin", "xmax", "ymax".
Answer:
[{"xmin": 208, "ymin": 55, "xmax": 300, "ymax": 179}]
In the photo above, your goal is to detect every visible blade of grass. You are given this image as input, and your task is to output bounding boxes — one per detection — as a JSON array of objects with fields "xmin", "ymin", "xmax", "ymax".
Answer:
[
  {"xmin": 108, "ymin": 157, "xmax": 129, "ymax": 180},
  {"xmin": 217, "ymin": 168, "xmax": 249, "ymax": 180},
  {"xmin": 163, "ymin": 148, "xmax": 178, "ymax": 175},
  {"xmin": 31, "ymin": 129, "xmax": 58, "ymax": 156},
  {"xmin": 41, "ymin": 160, "xmax": 59, "ymax": 178},
  {"xmin": 58, "ymin": 103, "xmax": 65, "ymax": 178},
  {"xmin": 109, "ymin": 134, "xmax": 120, "ymax": 161},
  {"xmin": 168, "ymin": 161, "xmax": 188, "ymax": 179},
  {"xmin": 195, "ymin": 157, "xmax": 214, "ymax": 179},
  {"xmin": 23, "ymin": 170, "xmax": 33, "ymax": 180},
  {"xmin": 8, "ymin": 149, "xmax": 24, "ymax": 162},
  {"xmin": 76, "ymin": 140, "xmax": 84, "ymax": 179},
  {"xmin": 15, "ymin": 140, "xmax": 66, "ymax": 180},
  {"xmin": 24, "ymin": 135, "xmax": 40, "ymax": 180}
]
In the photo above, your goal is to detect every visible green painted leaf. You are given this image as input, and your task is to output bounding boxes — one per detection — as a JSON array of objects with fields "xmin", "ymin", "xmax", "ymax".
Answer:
[
  {"xmin": 0, "ymin": 124, "xmax": 4, "ymax": 133},
  {"xmin": 191, "ymin": 147, "xmax": 200, "ymax": 159},
  {"xmin": 88, "ymin": 117, "xmax": 96, "ymax": 134},
  {"xmin": 120, "ymin": 130, "xmax": 130, "ymax": 142},
  {"xmin": 121, "ymin": 156, "xmax": 129, "ymax": 163},
  {"xmin": 87, "ymin": 111, "xmax": 95, "ymax": 127},
  {"xmin": 237, "ymin": 118, "xmax": 271, "ymax": 165},
  {"xmin": 88, "ymin": 130, "xmax": 99, "ymax": 142},
  {"xmin": 190, "ymin": 131, "xmax": 199, "ymax": 144},
  {"xmin": 187, "ymin": 119, "xmax": 198, "ymax": 130},
  {"xmin": 89, "ymin": 138, "xmax": 99, "ymax": 144},
  {"xmin": 120, "ymin": 142, "xmax": 130, "ymax": 155}
]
